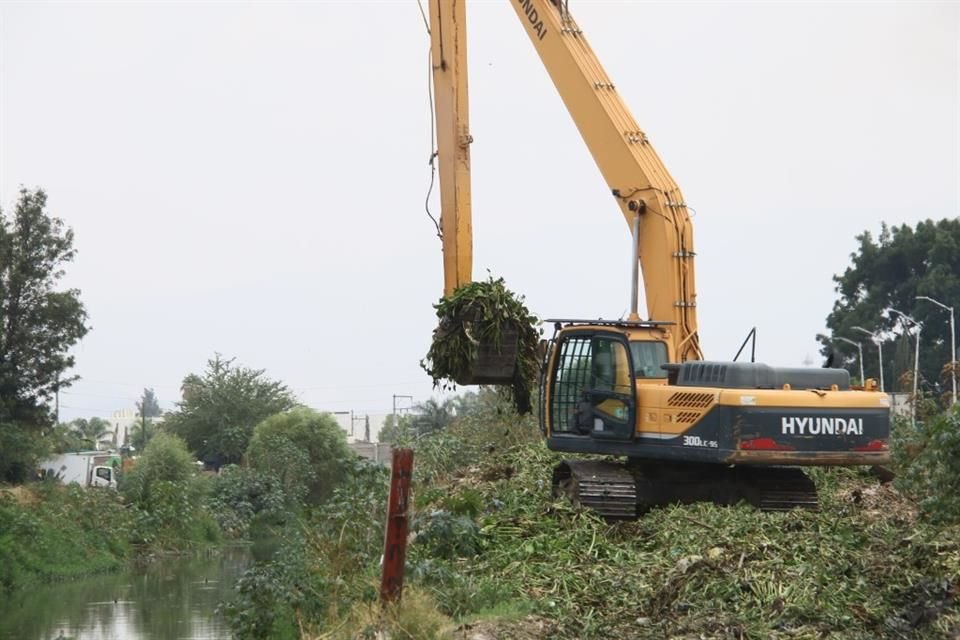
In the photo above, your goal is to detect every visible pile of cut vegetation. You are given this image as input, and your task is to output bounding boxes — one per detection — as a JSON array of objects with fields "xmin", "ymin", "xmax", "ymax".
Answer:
[
  {"xmin": 422, "ymin": 277, "xmax": 541, "ymax": 413},
  {"xmin": 400, "ymin": 410, "xmax": 960, "ymax": 639}
]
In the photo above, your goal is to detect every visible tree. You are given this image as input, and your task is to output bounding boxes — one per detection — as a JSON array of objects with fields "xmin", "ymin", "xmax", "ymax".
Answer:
[
  {"xmin": 164, "ymin": 354, "xmax": 297, "ymax": 466},
  {"xmin": 68, "ymin": 416, "xmax": 113, "ymax": 449},
  {"xmin": 247, "ymin": 407, "xmax": 353, "ymax": 505},
  {"xmin": 130, "ymin": 418, "xmax": 158, "ymax": 452},
  {"xmin": 0, "ymin": 188, "xmax": 89, "ymax": 481},
  {"xmin": 823, "ymin": 219, "xmax": 960, "ymax": 397},
  {"xmin": 410, "ymin": 398, "xmax": 455, "ymax": 436},
  {"xmin": 377, "ymin": 413, "xmax": 414, "ymax": 444},
  {"xmin": 136, "ymin": 388, "xmax": 162, "ymax": 418},
  {"xmin": 121, "ymin": 432, "xmax": 196, "ymax": 506}
]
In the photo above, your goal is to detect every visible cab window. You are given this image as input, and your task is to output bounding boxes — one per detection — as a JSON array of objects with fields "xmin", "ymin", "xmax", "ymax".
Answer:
[
  {"xmin": 592, "ymin": 338, "xmax": 632, "ymax": 393},
  {"xmin": 630, "ymin": 341, "xmax": 668, "ymax": 378}
]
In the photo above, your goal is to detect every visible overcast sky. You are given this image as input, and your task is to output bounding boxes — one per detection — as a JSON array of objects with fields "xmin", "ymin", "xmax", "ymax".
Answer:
[{"xmin": 1, "ymin": 1, "xmax": 957, "ymax": 422}]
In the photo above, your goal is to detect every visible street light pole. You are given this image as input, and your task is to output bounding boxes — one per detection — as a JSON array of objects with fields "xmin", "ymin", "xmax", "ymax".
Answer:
[
  {"xmin": 833, "ymin": 336, "xmax": 864, "ymax": 386},
  {"xmin": 392, "ymin": 394, "xmax": 413, "ymax": 425},
  {"xmin": 916, "ymin": 295, "xmax": 957, "ymax": 407},
  {"xmin": 853, "ymin": 326, "xmax": 884, "ymax": 392},
  {"xmin": 889, "ymin": 308, "xmax": 922, "ymax": 423}
]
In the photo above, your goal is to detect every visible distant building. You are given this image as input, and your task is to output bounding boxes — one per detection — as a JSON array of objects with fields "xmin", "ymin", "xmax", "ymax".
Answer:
[
  {"xmin": 105, "ymin": 408, "xmax": 163, "ymax": 450},
  {"xmin": 349, "ymin": 441, "xmax": 393, "ymax": 466}
]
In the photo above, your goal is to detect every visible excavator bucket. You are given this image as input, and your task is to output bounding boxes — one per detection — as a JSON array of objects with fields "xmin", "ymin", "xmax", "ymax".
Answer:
[{"xmin": 453, "ymin": 327, "xmax": 519, "ymax": 385}]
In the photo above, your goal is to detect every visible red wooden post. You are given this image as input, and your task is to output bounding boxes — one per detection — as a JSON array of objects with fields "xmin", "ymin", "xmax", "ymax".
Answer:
[{"xmin": 380, "ymin": 447, "xmax": 414, "ymax": 604}]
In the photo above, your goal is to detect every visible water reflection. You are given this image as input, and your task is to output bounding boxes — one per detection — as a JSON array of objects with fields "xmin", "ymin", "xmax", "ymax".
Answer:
[{"xmin": 0, "ymin": 546, "xmax": 249, "ymax": 640}]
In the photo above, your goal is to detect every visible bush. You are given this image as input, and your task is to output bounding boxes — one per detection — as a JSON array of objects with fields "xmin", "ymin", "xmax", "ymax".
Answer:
[
  {"xmin": 222, "ymin": 458, "xmax": 390, "ymax": 639},
  {"xmin": 0, "ymin": 484, "xmax": 133, "ymax": 592},
  {"xmin": 121, "ymin": 432, "xmax": 196, "ymax": 505},
  {"xmin": 0, "ymin": 425, "xmax": 48, "ymax": 483},
  {"xmin": 247, "ymin": 407, "xmax": 354, "ymax": 506},
  {"xmin": 894, "ymin": 406, "xmax": 960, "ymax": 522},
  {"xmin": 208, "ymin": 465, "xmax": 291, "ymax": 538},
  {"xmin": 120, "ymin": 432, "xmax": 217, "ymax": 548}
]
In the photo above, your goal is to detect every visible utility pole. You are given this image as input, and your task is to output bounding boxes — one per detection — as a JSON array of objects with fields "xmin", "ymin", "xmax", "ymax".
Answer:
[
  {"xmin": 889, "ymin": 308, "xmax": 922, "ymax": 424},
  {"xmin": 832, "ymin": 336, "xmax": 864, "ymax": 386},
  {"xmin": 351, "ymin": 411, "xmax": 365, "ymax": 440},
  {"xmin": 916, "ymin": 295, "xmax": 956, "ymax": 407},
  {"xmin": 392, "ymin": 394, "xmax": 413, "ymax": 424},
  {"xmin": 853, "ymin": 326, "xmax": 884, "ymax": 393}
]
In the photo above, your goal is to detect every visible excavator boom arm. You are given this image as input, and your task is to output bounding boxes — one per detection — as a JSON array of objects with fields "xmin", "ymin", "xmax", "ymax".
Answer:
[
  {"xmin": 430, "ymin": 0, "xmax": 473, "ymax": 297},
  {"xmin": 430, "ymin": 0, "xmax": 703, "ymax": 360}
]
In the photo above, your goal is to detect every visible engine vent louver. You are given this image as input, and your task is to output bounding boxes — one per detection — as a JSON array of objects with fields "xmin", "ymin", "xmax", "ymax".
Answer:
[{"xmin": 667, "ymin": 392, "xmax": 715, "ymax": 408}]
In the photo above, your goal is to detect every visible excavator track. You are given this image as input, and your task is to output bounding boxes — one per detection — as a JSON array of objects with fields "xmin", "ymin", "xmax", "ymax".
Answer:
[
  {"xmin": 553, "ymin": 459, "xmax": 818, "ymax": 519},
  {"xmin": 552, "ymin": 460, "xmax": 638, "ymax": 519},
  {"xmin": 744, "ymin": 466, "xmax": 819, "ymax": 511}
]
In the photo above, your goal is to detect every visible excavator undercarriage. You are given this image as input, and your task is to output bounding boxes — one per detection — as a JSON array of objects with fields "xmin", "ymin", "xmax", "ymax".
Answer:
[{"xmin": 552, "ymin": 459, "xmax": 819, "ymax": 519}]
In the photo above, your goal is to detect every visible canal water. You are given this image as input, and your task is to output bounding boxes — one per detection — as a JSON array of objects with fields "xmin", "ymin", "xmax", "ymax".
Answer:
[{"xmin": 0, "ymin": 547, "xmax": 249, "ymax": 640}]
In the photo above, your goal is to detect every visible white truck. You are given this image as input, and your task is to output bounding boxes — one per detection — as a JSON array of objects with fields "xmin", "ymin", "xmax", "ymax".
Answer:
[{"xmin": 39, "ymin": 451, "xmax": 118, "ymax": 489}]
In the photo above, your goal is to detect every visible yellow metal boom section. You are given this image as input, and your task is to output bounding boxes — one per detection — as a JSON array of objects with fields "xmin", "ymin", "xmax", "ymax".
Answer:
[
  {"xmin": 430, "ymin": 0, "xmax": 473, "ymax": 297},
  {"xmin": 509, "ymin": 0, "xmax": 702, "ymax": 361},
  {"xmin": 430, "ymin": 0, "xmax": 703, "ymax": 361}
]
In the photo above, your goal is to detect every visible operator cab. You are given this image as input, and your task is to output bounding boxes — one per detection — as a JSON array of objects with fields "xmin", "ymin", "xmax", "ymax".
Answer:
[{"xmin": 542, "ymin": 320, "xmax": 672, "ymax": 440}]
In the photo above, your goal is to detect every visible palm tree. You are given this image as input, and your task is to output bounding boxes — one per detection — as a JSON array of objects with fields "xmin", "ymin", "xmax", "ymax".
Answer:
[
  {"xmin": 411, "ymin": 398, "xmax": 456, "ymax": 436},
  {"xmin": 70, "ymin": 417, "xmax": 114, "ymax": 450}
]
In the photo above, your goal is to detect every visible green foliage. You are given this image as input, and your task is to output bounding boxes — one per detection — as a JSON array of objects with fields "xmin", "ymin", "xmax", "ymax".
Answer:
[
  {"xmin": 893, "ymin": 407, "xmax": 960, "ymax": 523},
  {"xmin": 377, "ymin": 413, "xmax": 413, "ymax": 444},
  {"xmin": 220, "ymin": 529, "xmax": 307, "ymax": 640},
  {"xmin": 222, "ymin": 458, "xmax": 390, "ymax": 639},
  {"xmin": 0, "ymin": 424, "xmax": 49, "ymax": 483},
  {"xmin": 122, "ymin": 432, "xmax": 195, "ymax": 502},
  {"xmin": 0, "ymin": 484, "xmax": 132, "ymax": 592},
  {"xmin": 0, "ymin": 188, "xmax": 89, "ymax": 479},
  {"xmin": 246, "ymin": 432, "xmax": 313, "ymax": 508},
  {"xmin": 399, "ymin": 421, "xmax": 960, "ymax": 638},
  {"xmin": 412, "ymin": 510, "xmax": 481, "ymax": 560},
  {"xmin": 247, "ymin": 407, "xmax": 352, "ymax": 506},
  {"xmin": 121, "ymin": 432, "xmax": 216, "ymax": 548},
  {"xmin": 164, "ymin": 354, "xmax": 297, "ymax": 465},
  {"xmin": 422, "ymin": 276, "xmax": 541, "ymax": 414},
  {"xmin": 824, "ymin": 219, "xmax": 960, "ymax": 396},
  {"xmin": 208, "ymin": 465, "xmax": 290, "ymax": 539},
  {"xmin": 136, "ymin": 387, "xmax": 162, "ymax": 418},
  {"xmin": 66, "ymin": 417, "xmax": 113, "ymax": 449},
  {"xmin": 410, "ymin": 397, "xmax": 456, "ymax": 436},
  {"xmin": 45, "ymin": 422, "xmax": 86, "ymax": 454},
  {"xmin": 129, "ymin": 416, "xmax": 158, "ymax": 452}
]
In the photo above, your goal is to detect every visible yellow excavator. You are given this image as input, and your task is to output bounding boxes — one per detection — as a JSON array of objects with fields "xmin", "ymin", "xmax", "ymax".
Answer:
[{"xmin": 428, "ymin": 0, "xmax": 891, "ymax": 516}]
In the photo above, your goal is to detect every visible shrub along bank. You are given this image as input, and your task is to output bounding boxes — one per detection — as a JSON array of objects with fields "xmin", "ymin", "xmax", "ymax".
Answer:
[
  {"xmin": 0, "ymin": 482, "xmax": 133, "ymax": 592},
  {"xmin": 224, "ymin": 396, "xmax": 960, "ymax": 640},
  {"xmin": 0, "ymin": 432, "xmax": 220, "ymax": 593},
  {"xmin": 0, "ymin": 407, "xmax": 354, "ymax": 594}
]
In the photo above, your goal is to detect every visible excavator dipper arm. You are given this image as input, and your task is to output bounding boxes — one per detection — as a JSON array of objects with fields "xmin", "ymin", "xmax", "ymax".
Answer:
[{"xmin": 507, "ymin": 0, "xmax": 701, "ymax": 361}]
